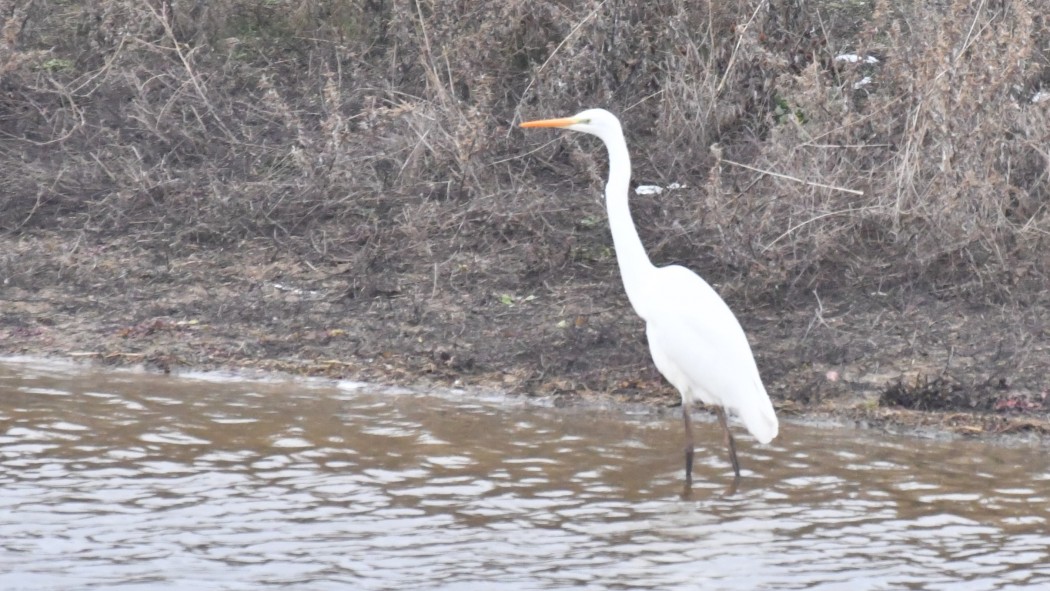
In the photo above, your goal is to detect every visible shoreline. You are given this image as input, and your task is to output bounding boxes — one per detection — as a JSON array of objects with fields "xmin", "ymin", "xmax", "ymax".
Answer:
[{"xmin": 2, "ymin": 233, "xmax": 1048, "ymax": 443}]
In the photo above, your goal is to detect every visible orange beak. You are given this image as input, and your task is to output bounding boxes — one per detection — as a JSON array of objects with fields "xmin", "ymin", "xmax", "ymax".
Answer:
[{"xmin": 519, "ymin": 116, "xmax": 577, "ymax": 129}]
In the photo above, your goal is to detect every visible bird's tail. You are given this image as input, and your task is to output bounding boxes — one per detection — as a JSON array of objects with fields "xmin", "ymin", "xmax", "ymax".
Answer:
[{"xmin": 737, "ymin": 380, "xmax": 779, "ymax": 444}]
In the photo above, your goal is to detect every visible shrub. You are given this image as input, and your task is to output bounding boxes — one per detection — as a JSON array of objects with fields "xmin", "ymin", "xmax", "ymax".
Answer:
[{"xmin": 0, "ymin": 0, "xmax": 1046, "ymax": 302}]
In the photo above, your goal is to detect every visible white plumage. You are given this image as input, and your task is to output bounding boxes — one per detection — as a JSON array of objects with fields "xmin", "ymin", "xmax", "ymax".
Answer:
[{"xmin": 521, "ymin": 108, "xmax": 778, "ymax": 484}]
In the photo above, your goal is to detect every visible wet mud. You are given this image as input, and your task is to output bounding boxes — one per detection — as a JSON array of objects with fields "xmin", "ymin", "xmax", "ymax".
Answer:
[{"xmin": 1, "ymin": 233, "xmax": 1048, "ymax": 440}]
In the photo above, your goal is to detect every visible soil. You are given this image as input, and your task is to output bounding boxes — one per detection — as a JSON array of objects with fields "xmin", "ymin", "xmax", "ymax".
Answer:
[{"xmin": 2, "ymin": 231, "xmax": 1049, "ymax": 441}]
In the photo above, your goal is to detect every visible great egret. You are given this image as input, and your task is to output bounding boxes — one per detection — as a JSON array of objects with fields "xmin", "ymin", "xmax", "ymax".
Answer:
[{"xmin": 520, "ymin": 109, "xmax": 778, "ymax": 485}]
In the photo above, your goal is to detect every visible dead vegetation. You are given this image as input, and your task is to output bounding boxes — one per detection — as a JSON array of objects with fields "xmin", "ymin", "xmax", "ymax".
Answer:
[
  {"xmin": 0, "ymin": 0, "xmax": 1048, "ymax": 420},
  {"xmin": 1, "ymin": 0, "xmax": 1047, "ymax": 300}
]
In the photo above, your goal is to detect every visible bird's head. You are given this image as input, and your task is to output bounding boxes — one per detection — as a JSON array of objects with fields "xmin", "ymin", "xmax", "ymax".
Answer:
[{"xmin": 520, "ymin": 108, "xmax": 623, "ymax": 144}]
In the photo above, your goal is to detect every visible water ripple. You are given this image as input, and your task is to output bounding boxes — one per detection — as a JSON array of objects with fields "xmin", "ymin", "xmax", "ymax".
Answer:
[{"xmin": 1, "ymin": 358, "xmax": 1049, "ymax": 590}]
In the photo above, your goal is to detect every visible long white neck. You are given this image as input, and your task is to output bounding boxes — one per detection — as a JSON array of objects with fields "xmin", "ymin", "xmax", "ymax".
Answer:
[{"xmin": 602, "ymin": 131, "xmax": 655, "ymax": 317}]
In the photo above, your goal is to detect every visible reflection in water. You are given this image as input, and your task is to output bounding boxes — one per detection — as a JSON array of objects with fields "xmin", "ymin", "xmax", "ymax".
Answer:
[{"xmin": 1, "ymin": 358, "xmax": 1048, "ymax": 590}]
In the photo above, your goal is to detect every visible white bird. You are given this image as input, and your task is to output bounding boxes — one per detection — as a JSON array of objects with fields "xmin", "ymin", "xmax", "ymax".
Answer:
[{"xmin": 520, "ymin": 109, "xmax": 778, "ymax": 485}]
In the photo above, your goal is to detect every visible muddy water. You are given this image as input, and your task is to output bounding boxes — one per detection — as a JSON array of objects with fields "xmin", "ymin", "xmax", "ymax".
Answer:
[{"xmin": 1, "ymin": 360, "xmax": 1048, "ymax": 590}]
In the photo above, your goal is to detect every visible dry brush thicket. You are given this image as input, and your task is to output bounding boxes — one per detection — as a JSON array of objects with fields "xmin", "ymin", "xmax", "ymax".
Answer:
[{"xmin": 1, "ymin": 0, "xmax": 1047, "ymax": 303}]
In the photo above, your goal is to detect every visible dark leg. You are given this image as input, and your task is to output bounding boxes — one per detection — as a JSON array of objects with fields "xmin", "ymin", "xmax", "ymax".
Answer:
[
  {"xmin": 682, "ymin": 405, "xmax": 695, "ymax": 485},
  {"xmin": 715, "ymin": 407, "xmax": 741, "ymax": 479}
]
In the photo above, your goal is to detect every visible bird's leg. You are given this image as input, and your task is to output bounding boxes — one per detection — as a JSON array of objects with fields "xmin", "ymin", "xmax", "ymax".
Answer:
[
  {"xmin": 682, "ymin": 404, "xmax": 695, "ymax": 485},
  {"xmin": 715, "ymin": 407, "xmax": 741, "ymax": 479}
]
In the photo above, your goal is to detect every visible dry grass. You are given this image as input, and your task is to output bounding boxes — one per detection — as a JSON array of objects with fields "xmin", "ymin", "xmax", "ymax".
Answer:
[{"xmin": 0, "ymin": 0, "xmax": 1047, "ymax": 304}]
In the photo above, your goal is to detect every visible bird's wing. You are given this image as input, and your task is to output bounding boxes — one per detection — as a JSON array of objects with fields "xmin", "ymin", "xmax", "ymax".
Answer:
[{"xmin": 642, "ymin": 265, "xmax": 778, "ymax": 443}]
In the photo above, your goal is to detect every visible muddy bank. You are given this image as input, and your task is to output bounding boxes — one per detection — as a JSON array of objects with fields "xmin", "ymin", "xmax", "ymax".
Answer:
[
  {"xmin": 1, "ymin": 2, "xmax": 1048, "ymax": 439},
  {"xmin": 3, "ymin": 232, "xmax": 1048, "ymax": 440}
]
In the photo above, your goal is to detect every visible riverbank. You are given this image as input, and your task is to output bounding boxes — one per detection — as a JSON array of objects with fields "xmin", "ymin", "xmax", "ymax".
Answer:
[
  {"xmin": 2, "ymin": 1, "xmax": 1048, "ymax": 439},
  {"xmin": 3, "ymin": 231, "xmax": 1048, "ymax": 440}
]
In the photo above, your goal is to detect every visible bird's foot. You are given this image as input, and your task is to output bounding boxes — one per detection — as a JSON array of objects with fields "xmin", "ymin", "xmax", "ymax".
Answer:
[{"xmin": 721, "ymin": 474, "xmax": 741, "ymax": 497}]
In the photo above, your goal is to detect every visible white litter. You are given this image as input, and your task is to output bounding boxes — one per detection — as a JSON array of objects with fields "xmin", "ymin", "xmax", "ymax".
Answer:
[
  {"xmin": 635, "ymin": 185, "xmax": 663, "ymax": 195},
  {"xmin": 835, "ymin": 53, "xmax": 879, "ymax": 65},
  {"xmin": 635, "ymin": 182, "xmax": 686, "ymax": 196}
]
